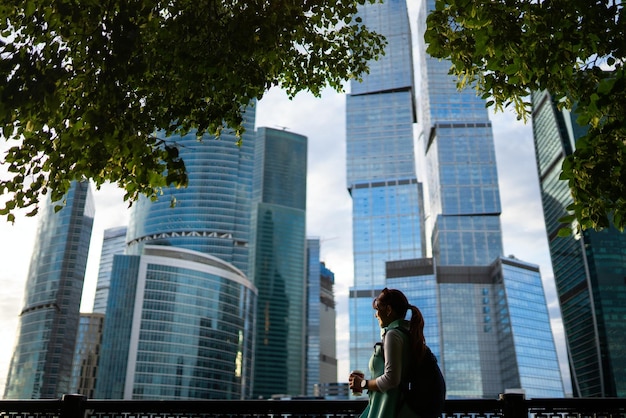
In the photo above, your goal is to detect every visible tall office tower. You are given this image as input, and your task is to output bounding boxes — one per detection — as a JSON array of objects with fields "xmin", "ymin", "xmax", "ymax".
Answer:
[
  {"xmin": 305, "ymin": 238, "xmax": 337, "ymax": 396},
  {"xmin": 531, "ymin": 90, "xmax": 626, "ymax": 397},
  {"xmin": 95, "ymin": 111, "xmax": 258, "ymax": 400},
  {"xmin": 347, "ymin": 0, "xmax": 426, "ymax": 373},
  {"xmin": 4, "ymin": 181, "xmax": 95, "ymax": 399},
  {"xmin": 93, "ymin": 226, "xmax": 127, "ymax": 314},
  {"xmin": 250, "ymin": 127, "xmax": 307, "ymax": 399},
  {"xmin": 417, "ymin": 6, "xmax": 503, "ymax": 265},
  {"xmin": 70, "ymin": 313, "xmax": 105, "ymax": 397},
  {"xmin": 125, "ymin": 108, "xmax": 256, "ymax": 274},
  {"xmin": 412, "ymin": 0, "xmax": 564, "ymax": 398}
]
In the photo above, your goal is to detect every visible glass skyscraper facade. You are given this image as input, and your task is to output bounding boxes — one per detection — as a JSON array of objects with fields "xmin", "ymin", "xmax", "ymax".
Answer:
[
  {"xmin": 499, "ymin": 259, "xmax": 564, "ymax": 396},
  {"xmin": 125, "ymin": 109, "xmax": 256, "ymax": 274},
  {"xmin": 415, "ymin": 0, "xmax": 563, "ymax": 398},
  {"xmin": 4, "ymin": 181, "xmax": 95, "ymax": 399},
  {"xmin": 70, "ymin": 313, "xmax": 104, "ymax": 398},
  {"xmin": 95, "ymin": 246, "xmax": 257, "ymax": 399},
  {"xmin": 306, "ymin": 238, "xmax": 322, "ymax": 396},
  {"xmin": 387, "ymin": 257, "xmax": 564, "ymax": 399},
  {"xmin": 532, "ymin": 89, "xmax": 626, "ymax": 397},
  {"xmin": 93, "ymin": 226, "xmax": 127, "ymax": 314},
  {"xmin": 305, "ymin": 238, "xmax": 337, "ymax": 396},
  {"xmin": 417, "ymin": 0, "xmax": 503, "ymax": 267},
  {"xmin": 93, "ymin": 254, "xmax": 142, "ymax": 399},
  {"xmin": 249, "ymin": 127, "xmax": 307, "ymax": 398},
  {"xmin": 95, "ymin": 110, "xmax": 259, "ymax": 399},
  {"xmin": 347, "ymin": 0, "xmax": 564, "ymax": 399},
  {"xmin": 347, "ymin": 0, "xmax": 426, "ymax": 373}
]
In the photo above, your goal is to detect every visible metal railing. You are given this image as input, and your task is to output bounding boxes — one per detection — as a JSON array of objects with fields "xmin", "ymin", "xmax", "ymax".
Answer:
[{"xmin": 1, "ymin": 394, "xmax": 625, "ymax": 418}]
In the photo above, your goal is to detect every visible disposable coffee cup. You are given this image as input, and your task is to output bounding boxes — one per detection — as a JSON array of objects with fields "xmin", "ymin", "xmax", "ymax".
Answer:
[{"xmin": 351, "ymin": 369, "xmax": 365, "ymax": 396}]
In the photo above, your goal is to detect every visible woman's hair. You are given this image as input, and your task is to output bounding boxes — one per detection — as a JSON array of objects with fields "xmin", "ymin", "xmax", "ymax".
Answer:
[{"xmin": 374, "ymin": 287, "xmax": 426, "ymax": 361}]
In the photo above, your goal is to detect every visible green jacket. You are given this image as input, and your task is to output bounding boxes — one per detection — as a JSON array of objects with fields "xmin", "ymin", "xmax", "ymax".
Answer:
[{"xmin": 360, "ymin": 319, "xmax": 416, "ymax": 418}]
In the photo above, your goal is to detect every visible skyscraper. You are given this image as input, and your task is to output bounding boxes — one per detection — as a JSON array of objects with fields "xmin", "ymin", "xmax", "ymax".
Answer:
[
  {"xmin": 249, "ymin": 127, "xmax": 307, "ymax": 398},
  {"xmin": 125, "ymin": 110, "xmax": 257, "ymax": 274},
  {"xmin": 346, "ymin": 0, "xmax": 564, "ymax": 399},
  {"xmin": 416, "ymin": 5, "xmax": 503, "ymax": 265},
  {"xmin": 413, "ymin": 0, "xmax": 564, "ymax": 398},
  {"xmin": 347, "ymin": 0, "xmax": 426, "ymax": 373},
  {"xmin": 4, "ymin": 181, "xmax": 95, "ymax": 399},
  {"xmin": 95, "ymin": 111, "xmax": 259, "ymax": 400},
  {"xmin": 531, "ymin": 89, "xmax": 626, "ymax": 397},
  {"xmin": 93, "ymin": 226, "xmax": 127, "ymax": 314},
  {"xmin": 305, "ymin": 238, "xmax": 337, "ymax": 396},
  {"xmin": 404, "ymin": 0, "xmax": 564, "ymax": 398},
  {"xmin": 318, "ymin": 262, "xmax": 337, "ymax": 386}
]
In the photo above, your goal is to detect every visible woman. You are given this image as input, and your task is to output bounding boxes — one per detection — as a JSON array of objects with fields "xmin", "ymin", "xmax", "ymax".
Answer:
[{"xmin": 349, "ymin": 288, "xmax": 425, "ymax": 418}]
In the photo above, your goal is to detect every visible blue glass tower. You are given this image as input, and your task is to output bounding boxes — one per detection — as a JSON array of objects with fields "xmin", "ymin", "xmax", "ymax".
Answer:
[
  {"xmin": 249, "ymin": 127, "xmax": 307, "ymax": 398},
  {"xmin": 95, "ymin": 111, "xmax": 258, "ymax": 399},
  {"xmin": 347, "ymin": 0, "xmax": 426, "ymax": 373},
  {"xmin": 4, "ymin": 181, "xmax": 95, "ymax": 399},
  {"xmin": 125, "ymin": 109, "xmax": 256, "ymax": 274},
  {"xmin": 306, "ymin": 238, "xmax": 322, "ymax": 396},
  {"xmin": 532, "ymin": 89, "xmax": 626, "ymax": 397},
  {"xmin": 346, "ymin": 0, "xmax": 564, "ymax": 399},
  {"xmin": 416, "ymin": 6, "xmax": 503, "ymax": 266},
  {"xmin": 413, "ymin": 0, "xmax": 564, "ymax": 398},
  {"xmin": 386, "ymin": 256, "xmax": 564, "ymax": 399},
  {"xmin": 93, "ymin": 226, "xmax": 127, "ymax": 314},
  {"xmin": 305, "ymin": 238, "xmax": 337, "ymax": 396}
]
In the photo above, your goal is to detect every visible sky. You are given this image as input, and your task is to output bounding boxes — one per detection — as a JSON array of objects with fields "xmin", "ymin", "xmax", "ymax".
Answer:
[{"xmin": 0, "ymin": 4, "xmax": 572, "ymax": 397}]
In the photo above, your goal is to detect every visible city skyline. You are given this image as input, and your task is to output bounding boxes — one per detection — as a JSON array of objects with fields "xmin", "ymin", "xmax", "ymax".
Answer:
[
  {"xmin": 0, "ymin": 5, "xmax": 571, "ymax": 396},
  {"xmin": 0, "ymin": 89, "xmax": 571, "ymax": 398}
]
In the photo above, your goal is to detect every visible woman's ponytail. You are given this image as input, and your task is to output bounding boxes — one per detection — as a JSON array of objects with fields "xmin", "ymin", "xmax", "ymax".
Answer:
[{"xmin": 408, "ymin": 304, "xmax": 426, "ymax": 362}]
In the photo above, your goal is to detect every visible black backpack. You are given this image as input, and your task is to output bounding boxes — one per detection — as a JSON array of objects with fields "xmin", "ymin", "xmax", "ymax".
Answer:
[{"xmin": 387, "ymin": 328, "xmax": 446, "ymax": 418}]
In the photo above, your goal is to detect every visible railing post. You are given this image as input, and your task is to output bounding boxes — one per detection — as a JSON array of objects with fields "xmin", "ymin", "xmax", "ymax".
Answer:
[
  {"xmin": 61, "ymin": 394, "xmax": 88, "ymax": 418},
  {"xmin": 500, "ymin": 390, "xmax": 527, "ymax": 418}
]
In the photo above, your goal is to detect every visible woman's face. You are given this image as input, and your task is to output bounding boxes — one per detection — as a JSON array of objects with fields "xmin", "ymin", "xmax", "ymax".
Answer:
[{"xmin": 374, "ymin": 301, "xmax": 393, "ymax": 328}]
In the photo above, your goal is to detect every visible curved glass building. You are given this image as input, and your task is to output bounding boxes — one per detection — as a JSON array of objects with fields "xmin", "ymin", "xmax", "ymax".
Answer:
[
  {"xmin": 126, "ymin": 109, "xmax": 256, "ymax": 274},
  {"xmin": 95, "ymin": 246, "xmax": 257, "ymax": 399},
  {"xmin": 95, "ymin": 109, "xmax": 258, "ymax": 399}
]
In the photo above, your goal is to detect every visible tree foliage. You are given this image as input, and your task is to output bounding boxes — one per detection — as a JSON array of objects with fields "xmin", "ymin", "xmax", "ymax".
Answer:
[
  {"xmin": 0, "ymin": 0, "xmax": 385, "ymax": 221},
  {"xmin": 425, "ymin": 0, "xmax": 626, "ymax": 231}
]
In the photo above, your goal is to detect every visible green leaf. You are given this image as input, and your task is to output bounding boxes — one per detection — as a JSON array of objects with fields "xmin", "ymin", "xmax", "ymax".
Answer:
[
  {"xmin": 0, "ymin": 0, "xmax": 385, "ymax": 219},
  {"xmin": 557, "ymin": 227, "xmax": 572, "ymax": 237}
]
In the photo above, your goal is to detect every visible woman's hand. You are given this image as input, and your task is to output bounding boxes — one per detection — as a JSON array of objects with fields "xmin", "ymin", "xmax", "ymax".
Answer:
[{"xmin": 349, "ymin": 370, "xmax": 365, "ymax": 392}]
